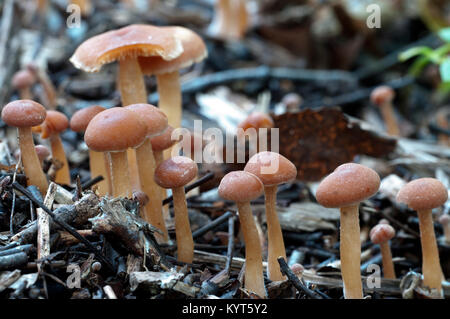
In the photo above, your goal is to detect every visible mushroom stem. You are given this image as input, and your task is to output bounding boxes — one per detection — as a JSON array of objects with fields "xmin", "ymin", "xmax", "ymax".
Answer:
[
  {"xmin": 109, "ymin": 151, "xmax": 131, "ymax": 198},
  {"xmin": 135, "ymin": 139, "xmax": 168, "ymax": 242},
  {"xmin": 19, "ymin": 87, "xmax": 32, "ymax": 100},
  {"xmin": 18, "ymin": 127, "xmax": 48, "ymax": 195},
  {"xmin": 379, "ymin": 102, "xmax": 399, "ymax": 136},
  {"xmin": 89, "ymin": 150, "xmax": 111, "ymax": 195},
  {"xmin": 172, "ymin": 186, "xmax": 194, "ymax": 263},
  {"xmin": 154, "ymin": 150, "xmax": 171, "ymax": 222},
  {"xmin": 50, "ymin": 135, "xmax": 71, "ymax": 185},
  {"xmin": 379, "ymin": 241, "xmax": 396, "ymax": 279},
  {"xmin": 157, "ymin": 71, "xmax": 181, "ymax": 129},
  {"xmin": 417, "ymin": 210, "xmax": 442, "ymax": 292},
  {"xmin": 236, "ymin": 201, "xmax": 266, "ymax": 298},
  {"xmin": 264, "ymin": 185, "xmax": 286, "ymax": 281},
  {"xmin": 340, "ymin": 205, "xmax": 363, "ymax": 299}
]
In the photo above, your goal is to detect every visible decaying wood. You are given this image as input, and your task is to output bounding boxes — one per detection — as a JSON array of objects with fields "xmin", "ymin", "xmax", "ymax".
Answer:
[{"xmin": 37, "ymin": 182, "xmax": 57, "ymax": 264}]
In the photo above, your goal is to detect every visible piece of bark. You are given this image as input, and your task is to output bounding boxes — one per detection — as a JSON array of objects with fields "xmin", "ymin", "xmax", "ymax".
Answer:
[
  {"xmin": 0, "ymin": 252, "xmax": 28, "ymax": 271},
  {"xmin": 37, "ymin": 182, "xmax": 57, "ymax": 263}
]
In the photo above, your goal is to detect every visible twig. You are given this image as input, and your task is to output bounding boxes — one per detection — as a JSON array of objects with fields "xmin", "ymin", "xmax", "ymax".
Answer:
[
  {"xmin": 163, "ymin": 171, "xmax": 215, "ymax": 205},
  {"xmin": 11, "ymin": 182, "xmax": 115, "ymax": 273},
  {"xmin": 277, "ymin": 257, "xmax": 322, "ymax": 299},
  {"xmin": 37, "ymin": 182, "xmax": 57, "ymax": 268},
  {"xmin": 225, "ymin": 214, "xmax": 235, "ymax": 275},
  {"xmin": 80, "ymin": 175, "xmax": 104, "ymax": 192},
  {"xmin": 192, "ymin": 211, "xmax": 234, "ymax": 239}
]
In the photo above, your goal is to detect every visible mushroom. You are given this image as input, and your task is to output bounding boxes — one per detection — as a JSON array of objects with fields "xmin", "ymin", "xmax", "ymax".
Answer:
[
  {"xmin": 218, "ymin": 170, "xmax": 266, "ymax": 298},
  {"xmin": 316, "ymin": 163, "xmax": 380, "ymax": 299},
  {"xmin": 84, "ymin": 107, "xmax": 148, "ymax": 197},
  {"xmin": 238, "ymin": 112, "xmax": 274, "ymax": 153},
  {"xmin": 70, "ymin": 105, "xmax": 111, "ymax": 195},
  {"xmin": 12, "ymin": 69, "xmax": 36, "ymax": 100},
  {"xmin": 370, "ymin": 86, "xmax": 400, "ymax": 136},
  {"xmin": 126, "ymin": 103, "xmax": 169, "ymax": 242},
  {"xmin": 209, "ymin": 0, "xmax": 248, "ymax": 40},
  {"xmin": 154, "ymin": 156, "xmax": 198, "ymax": 263},
  {"xmin": 396, "ymin": 177, "xmax": 448, "ymax": 293},
  {"xmin": 35, "ymin": 110, "xmax": 71, "ymax": 185},
  {"xmin": 1, "ymin": 100, "xmax": 48, "ymax": 195},
  {"xmin": 244, "ymin": 151, "xmax": 297, "ymax": 281},
  {"xmin": 16, "ymin": 145, "xmax": 50, "ymax": 168},
  {"xmin": 27, "ymin": 64, "xmax": 57, "ymax": 110},
  {"xmin": 369, "ymin": 223, "xmax": 396, "ymax": 279},
  {"xmin": 439, "ymin": 214, "xmax": 450, "ymax": 244},
  {"xmin": 139, "ymin": 26, "xmax": 207, "ymax": 131}
]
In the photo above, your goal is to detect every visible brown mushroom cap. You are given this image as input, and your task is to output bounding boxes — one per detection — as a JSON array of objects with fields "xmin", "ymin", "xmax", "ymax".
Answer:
[
  {"xmin": 316, "ymin": 163, "xmax": 381, "ymax": 208},
  {"xmin": 70, "ymin": 24, "xmax": 184, "ymax": 73},
  {"xmin": 12, "ymin": 70, "xmax": 36, "ymax": 89},
  {"xmin": 154, "ymin": 156, "xmax": 198, "ymax": 189},
  {"xmin": 370, "ymin": 224, "xmax": 395, "ymax": 244},
  {"xmin": 84, "ymin": 107, "xmax": 148, "ymax": 152},
  {"xmin": 396, "ymin": 178, "xmax": 448, "ymax": 211},
  {"xmin": 218, "ymin": 171, "xmax": 264, "ymax": 202},
  {"xmin": 40, "ymin": 110, "xmax": 69, "ymax": 138},
  {"xmin": 125, "ymin": 104, "xmax": 168, "ymax": 137},
  {"xmin": 237, "ymin": 112, "xmax": 274, "ymax": 132},
  {"xmin": 439, "ymin": 214, "xmax": 450, "ymax": 226},
  {"xmin": 70, "ymin": 105, "xmax": 106, "ymax": 132},
  {"xmin": 244, "ymin": 151, "xmax": 297, "ymax": 186},
  {"xmin": 370, "ymin": 86, "xmax": 395, "ymax": 106},
  {"xmin": 1, "ymin": 100, "xmax": 46, "ymax": 127},
  {"xmin": 139, "ymin": 26, "xmax": 207, "ymax": 75},
  {"xmin": 150, "ymin": 126, "xmax": 178, "ymax": 152},
  {"xmin": 35, "ymin": 145, "xmax": 50, "ymax": 161}
]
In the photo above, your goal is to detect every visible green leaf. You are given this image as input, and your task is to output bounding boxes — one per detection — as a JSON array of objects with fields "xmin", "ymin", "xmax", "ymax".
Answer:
[
  {"xmin": 399, "ymin": 46, "xmax": 433, "ymax": 61},
  {"xmin": 439, "ymin": 58, "xmax": 450, "ymax": 82},
  {"xmin": 438, "ymin": 27, "xmax": 450, "ymax": 43}
]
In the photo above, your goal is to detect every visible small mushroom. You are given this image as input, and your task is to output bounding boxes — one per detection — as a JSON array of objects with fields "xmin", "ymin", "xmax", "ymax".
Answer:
[
  {"xmin": 84, "ymin": 108, "xmax": 148, "ymax": 197},
  {"xmin": 35, "ymin": 110, "xmax": 71, "ymax": 185},
  {"xmin": 15, "ymin": 145, "xmax": 50, "ymax": 168},
  {"xmin": 238, "ymin": 112, "xmax": 274, "ymax": 133},
  {"xmin": 439, "ymin": 214, "xmax": 450, "ymax": 244},
  {"xmin": 396, "ymin": 178, "xmax": 448, "ymax": 293},
  {"xmin": 12, "ymin": 69, "xmax": 36, "ymax": 100},
  {"xmin": 370, "ymin": 223, "xmax": 396, "ymax": 279},
  {"xmin": 70, "ymin": 105, "xmax": 111, "ymax": 195},
  {"xmin": 370, "ymin": 86, "xmax": 399, "ymax": 136},
  {"xmin": 316, "ymin": 163, "xmax": 380, "ymax": 299},
  {"xmin": 209, "ymin": 0, "xmax": 248, "ymax": 40},
  {"xmin": 126, "ymin": 103, "xmax": 168, "ymax": 242},
  {"xmin": 1, "ymin": 100, "xmax": 48, "ymax": 195},
  {"xmin": 154, "ymin": 156, "xmax": 198, "ymax": 263},
  {"xmin": 218, "ymin": 170, "xmax": 266, "ymax": 298},
  {"xmin": 244, "ymin": 151, "xmax": 297, "ymax": 281}
]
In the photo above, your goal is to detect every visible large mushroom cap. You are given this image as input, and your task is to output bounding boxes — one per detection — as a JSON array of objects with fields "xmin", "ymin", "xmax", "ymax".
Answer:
[
  {"xmin": 40, "ymin": 110, "xmax": 69, "ymax": 138},
  {"xmin": 396, "ymin": 178, "xmax": 448, "ymax": 211},
  {"xmin": 1, "ymin": 100, "xmax": 46, "ymax": 127},
  {"xmin": 218, "ymin": 171, "xmax": 264, "ymax": 202},
  {"xmin": 244, "ymin": 151, "xmax": 297, "ymax": 186},
  {"xmin": 70, "ymin": 24, "xmax": 184, "ymax": 73},
  {"xmin": 238, "ymin": 112, "xmax": 274, "ymax": 132},
  {"xmin": 316, "ymin": 163, "xmax": 380, "ymax": 208},
  {"xmin": 84, "ymin": 107, "xmax": 148, "ymax": 152},
  {"xmin": 370, "ymin": 86, "xmax": 395, "ymax": 106},
  {"xmin": 70, "ymin": 105, "xmax": 106, "ymax": 132},
  {"xmin": 125, "ymin": 104, "xmax": 168, "ymax": 137},
  {"xmin": 370, "ymin": 224, "xmax": 395, "ymax": 244},
  {"xmin": 139, "ymin": 26, "xmax": 207, "ymax": 75},
  {"xmin": 12, "ymin": 70, "xmax": 36, "ymax": 89},
  {"xmin": 154, "ymin": 156, "xmax": 198, "ymax": 189},
  {"xmin": 150, "ymin": 126, "xmax": 178, "ymax": 152}
]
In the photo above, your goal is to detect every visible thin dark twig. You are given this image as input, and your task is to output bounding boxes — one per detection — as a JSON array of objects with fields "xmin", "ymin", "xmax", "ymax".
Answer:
[
  {"xmin": 225, "ymin": 214, "xmax": 235, "ymax": 275},
  {"xmin": 80, "ymin": 175, "xmax": 104, "ymax": 192},
  {"xmin": 163, "ymin": 171, "xmax": 215, "ymax": 205},
  {"xmin": 192, "ymin": 211, "xmax": 234, "ymax": 239},
  {"xmin": 11, "ymin": 182, "xmax": 115, "ymax": 273},
  {"xmin": 277, "ymin": 257, "xmax": 322, "ymax": 299}
]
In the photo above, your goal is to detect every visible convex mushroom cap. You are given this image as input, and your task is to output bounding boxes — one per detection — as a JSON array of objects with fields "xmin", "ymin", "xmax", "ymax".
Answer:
[
  {"xmin": 84, "ymin": 107, "xmax": 148, "ymax": 152},
  {"xmin": 238, "ymin": 112, "xmax": 274, "ymax": 131},
  {"xmin": 370, "ymin": 224, "xmax": 395, "ymax": 244},
  {"xmin": 154, "ymin": 156, "xmax": 198, "ymax": 189},
  {"xmin": 70, "ymin": 24, "xmax": 184, "ymax": 73},
  {"xmin": 70, "ymin": 105, "xmax": 106, "ymax": 132},
  {"xmin": 218, "ymin": 171, "xmax": 264, "ymax": 202},
  {"xmin": 12, "ymin": 70, "xmax": 36, "ymax": 89},
  {"xmin": 38, "ymin": 110, "xmax": 69, "ymax": 139},
  {"xmin": 125, "ymin": 104, "xmax": 168, "ymax": 137},
  {"xmin": 316, "ymin": 163, "xmax": 380, "ymax": 208},
  {"xmin": 150, "ymin": 126, "xmax": 178, "ymax": 152},
  {"xmin": 371, "ymin": 86, "xmax": 395, "ymax": 106},
  {"xmin": 244, "ymin": 152, "xmax": 297, "ymax": 186},
  {"xmin": 396, "ymin": 178, "xmax": 448, "ymax": 211},
  {"xmin": 2, "ymin": 100, "xmax": 46, "ymax": 127}
]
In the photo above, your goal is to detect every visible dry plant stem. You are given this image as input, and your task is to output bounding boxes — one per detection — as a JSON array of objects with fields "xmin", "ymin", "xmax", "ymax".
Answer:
[
  {"xmin": 156, "ymin": 72, "xmax": 181, "ymax": 158},
  {"xmin": 379, "ymin": 241, "xmax": 396, "ymax": 279},
  {"xmin": 340, "ymin": 205, "xmax": 363, "ymax": 299},
  {"xmin": 417, "ymin": 210, "xmax": 442, "ymax": 292},
  {"xmin": 18, "ymin": 127, "xmax": 48, "ymax": 196},
  {"xmin": 89, "ymin": 150, "xmax": 110, "ymax": 195},
  {"xmin": 264, "ymin": 185, "xmax": 286, "ymax": 281},
  {"xmin": 50, "ymin": 135, "xmax": 70, "ymax": 185},
  {"xmin": 236, "ymin": 201, "xmax": 266, "ymax": 298},
  {"xmin": 109, "ymin": 151, "xmax": 131, "ymax": 198},
  {"xmin": 172, "ymin": 187, "xmax": 194, "ymax": 263},
  {"xmin": 135, "ymin": 139, "xmax": 168, "ymax": 242},
  {"xmin": 380, "ymin": 102, "xmax": 400, "ymax": 136}
]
